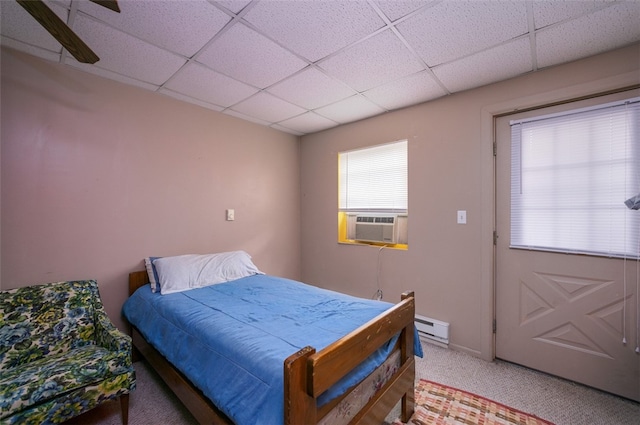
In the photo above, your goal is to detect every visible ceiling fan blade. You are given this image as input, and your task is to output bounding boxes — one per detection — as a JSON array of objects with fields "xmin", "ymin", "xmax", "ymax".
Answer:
[
  {"xmin": 16, "ymin": 0, "xmax": 100, "ymax": 64},
  {"xmin": 89, "ymin": 0, "xmax": 120, "ymax": 13}
]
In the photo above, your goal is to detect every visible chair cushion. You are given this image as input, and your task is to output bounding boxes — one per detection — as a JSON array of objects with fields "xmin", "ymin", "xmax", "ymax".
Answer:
[{"xmin": 0, "ymin": 345, "xmax": 120, "ymax": 419}]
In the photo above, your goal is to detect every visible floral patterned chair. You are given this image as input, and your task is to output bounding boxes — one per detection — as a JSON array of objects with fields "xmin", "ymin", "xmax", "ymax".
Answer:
[{"xmin": 0, "ymin": 280, "xmax": 135, "ymax": 425}]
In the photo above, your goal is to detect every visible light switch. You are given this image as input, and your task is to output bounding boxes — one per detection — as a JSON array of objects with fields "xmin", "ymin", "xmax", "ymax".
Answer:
[
  {"xmin": 226, "ymin": 209, "xmax": 235, "ymax": 221},
  {"xmin": 457, "ymin": 210, "xmax": 467, "ymax": 224}
]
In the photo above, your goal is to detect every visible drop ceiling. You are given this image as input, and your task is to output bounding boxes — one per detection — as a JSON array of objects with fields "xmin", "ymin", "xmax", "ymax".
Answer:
[{"xmin": 2, "ymin": 0, "xmax": 639, "ymax": 135}]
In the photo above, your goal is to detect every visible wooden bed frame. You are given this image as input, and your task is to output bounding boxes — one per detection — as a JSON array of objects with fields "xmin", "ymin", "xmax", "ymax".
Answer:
[{"xmin": 127, "ymin": 270, "xmax": 416, "ymax": 425}]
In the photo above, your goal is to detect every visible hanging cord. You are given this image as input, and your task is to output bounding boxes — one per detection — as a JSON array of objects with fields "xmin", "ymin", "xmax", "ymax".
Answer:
[
  {"xmin": 636, "ymin": 226, "xmax": 640, "ymax": 353},
  {"xmin": 623, "ymin": 253, "xmax": 628, "ymax": 345},
  {"xmin": 373, "ymin": 245, "xmax": 387, "ymax": 300},
  {"xmin": 623, "ymin": 175, "xmax": 628, "ymax": 345},
  {"xmin": 626, "ymin": 101, "xmax": 640, "ymax": 353},
  {"xmin": 621, "ymin": 103, "xmax": 628, "ymax": 346},
  {"xmin": 622, "ymin": 100, "xmax": 636, "ymax": 349}
]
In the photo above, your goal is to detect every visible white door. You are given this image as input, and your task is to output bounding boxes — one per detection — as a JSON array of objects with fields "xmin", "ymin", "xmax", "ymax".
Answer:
[{"xmin": 495, "ymin": 91, "xmax": 640, "ymax": 402}]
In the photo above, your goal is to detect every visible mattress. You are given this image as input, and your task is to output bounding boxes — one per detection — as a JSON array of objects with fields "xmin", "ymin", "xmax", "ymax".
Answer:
[{"xmin": 122, "ymin": 274, "xmax": 422, "ymax": 425}]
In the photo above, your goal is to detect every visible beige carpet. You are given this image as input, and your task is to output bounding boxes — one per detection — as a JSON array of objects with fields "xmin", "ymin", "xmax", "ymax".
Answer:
[
  {"xmin": 413, "ymin": 342, "xmax": 639, "ymax": 425},
  {"xmin": 65, "ymin": 340, "xmax": 639, "ymax": 425}
]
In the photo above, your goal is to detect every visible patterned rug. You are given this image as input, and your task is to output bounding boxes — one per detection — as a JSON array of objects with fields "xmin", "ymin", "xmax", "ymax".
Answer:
[{"xmin": 392, "ymin": 379, "xmax": 555, "ymax": 425}]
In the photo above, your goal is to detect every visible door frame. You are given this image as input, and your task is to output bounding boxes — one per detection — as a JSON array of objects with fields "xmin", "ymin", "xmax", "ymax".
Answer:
[{"xmin": 478, "ymin": 75, "xmax": 640, "ymax": 363}]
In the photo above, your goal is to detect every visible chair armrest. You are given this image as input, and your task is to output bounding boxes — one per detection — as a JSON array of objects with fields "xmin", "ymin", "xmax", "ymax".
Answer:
[
  {"xmin": 86, "ymin": 280, "xmax": 133, "ymax": 355},
  {"xmin": 94, "ymin": 308, "xmax": 132, "ymax": 354}
]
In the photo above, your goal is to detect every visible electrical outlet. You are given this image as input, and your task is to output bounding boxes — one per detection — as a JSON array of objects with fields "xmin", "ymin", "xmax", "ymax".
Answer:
[
  {"xmin": 226, "ymin": 209, "xmax": 235, "ymax": 221},
  {"xmin": 457, "ymin": 210, "xmax": 467, "ymax": 224}
]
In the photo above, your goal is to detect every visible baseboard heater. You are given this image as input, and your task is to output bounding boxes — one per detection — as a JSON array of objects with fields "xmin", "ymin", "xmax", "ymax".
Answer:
[{"xmin": 415, "ymin": 315, "xmax": 449, "ymax": 345}]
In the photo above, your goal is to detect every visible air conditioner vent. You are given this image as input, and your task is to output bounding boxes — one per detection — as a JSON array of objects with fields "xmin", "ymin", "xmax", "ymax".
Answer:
[{"xmin": 354, "ymin": 214, "xmax": 398, "ymax": 244}]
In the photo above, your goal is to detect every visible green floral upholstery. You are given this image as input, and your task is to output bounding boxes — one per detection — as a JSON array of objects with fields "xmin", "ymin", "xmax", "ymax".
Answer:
[{"xmin": 0, "ymin": 280, "xmax": 135, "ymax": 425}]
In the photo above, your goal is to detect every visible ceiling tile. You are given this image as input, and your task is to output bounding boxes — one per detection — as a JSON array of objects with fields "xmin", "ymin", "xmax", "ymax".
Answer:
[
  {"xmin": 536, "ymin": 2, "xmax": 640, "ymax": 69},
  {"xmin": 433, "ymin": 37, "xmax": 533, "ymax": 93},
  {"xmin": 266, "ymin": 67, "xmax": 355, "ymax": 110},
  {"xmin": 270, "ymin": 124, "xmax": 304, "ymax": 137},
  {"xmin": 278, "ymin": 112, "xmax": 339, "ymax": 134},
  {"xmin": 243, "ymin": 0, "xmax": 384, "ymax": 62},
  {"xmin": 65, "ymin": 59, "xmax": 161, "ymax": 91},
  {"xmin": 78, "ymin": 0, "xmax": 229, "ymax": 57},
  {"xmin": 1, "ymin": 37, "xmax": 61, "ymax": 63},
  {"xmin": 363, "ymin": 70, "xmax": 446, "ymax": 111},
  {"xmin": 1, "ymin": 0, "xmax": 66, "ymax": 53},
  {"xmin": 2, "ymin": 0, "xmax": 639, "ymax": 137},
  {"xmin": 197, "ymin": 22, "xmax": 307, "ymax": 89},
  {"xmin": 158, "ymin": 89, "xmax": 224, "ymax": 113},
  {"xmin": 214, "ymin": 1, "xmax": 253, "ymax": 15},
  {"xmin": 319, "ymin": 29, "xmax": 424, "ymax": 92},
  {"xmin": 532, "ymin": 0, "xmax": 613, "ymax": 29},
  {"xmin": 163, "ymin": 62, "xmax": 258, "ymax": 107},
  {"xmin": 71, "ymin": 15, "xmax": 186, "ymax": 85},
  {"xmin": 230, "ymin": 92, "xmax": 307, "ymax": 123},
  {"xmin": 398, "ymin": 0, "xmax": 528, "ymax": 66},
  {"xmin": 315, "ymin": 95, "xmax": 386, "ymax": 124},
  {"xmin": 223, "ymin": 109, "xmax": 272, "ymax": 126},
  {"xmin": 374, "ymin": 0, "xmax": 434, "ymax": 22}
]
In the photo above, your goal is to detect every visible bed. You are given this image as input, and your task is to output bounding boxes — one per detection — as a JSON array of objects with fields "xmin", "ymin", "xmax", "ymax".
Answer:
[{"xmin": 123, "ymin": 251, "xmax": 420, "ymax": 425}]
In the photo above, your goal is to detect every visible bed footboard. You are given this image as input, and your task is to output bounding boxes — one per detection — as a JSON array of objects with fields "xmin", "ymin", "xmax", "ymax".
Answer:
[{"xmin": 284, "ymin": 291, "xmax": 416, "ymax": 425}]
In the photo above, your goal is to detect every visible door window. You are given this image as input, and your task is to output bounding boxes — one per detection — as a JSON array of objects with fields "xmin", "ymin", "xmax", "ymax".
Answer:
[{"xmin": 510, "ymin": 97, "xmax": 640, "ymax": 257}]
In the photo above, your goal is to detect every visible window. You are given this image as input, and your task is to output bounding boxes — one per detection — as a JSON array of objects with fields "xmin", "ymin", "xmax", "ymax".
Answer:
[
  {"xmin": 510, "ymin": 97, "xmax": 640, "ymax": 257},
  {"xmin": 338, "ymin": 140, "xmax": 408, "ymax": 247}
]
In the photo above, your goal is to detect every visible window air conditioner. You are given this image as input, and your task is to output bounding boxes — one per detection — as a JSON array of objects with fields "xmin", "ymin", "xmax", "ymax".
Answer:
[{"xmin": 354, "ymin": 215, "xmax": 398, "ymax": 244}]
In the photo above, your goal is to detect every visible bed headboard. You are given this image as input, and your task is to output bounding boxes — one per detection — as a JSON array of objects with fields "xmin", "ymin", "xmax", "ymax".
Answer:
[{"xmin": 129, "ymin": 270, "xmax": 149, "ymax": 295}]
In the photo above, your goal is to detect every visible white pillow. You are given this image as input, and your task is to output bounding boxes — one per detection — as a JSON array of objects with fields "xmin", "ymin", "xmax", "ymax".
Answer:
[
  {"xmin": 144, "ymin": 257, "xmax": 162, "ymax": 293},
  {"xmin": 153, "ymin": 251, "xmax": 263, "ymax": 295}
]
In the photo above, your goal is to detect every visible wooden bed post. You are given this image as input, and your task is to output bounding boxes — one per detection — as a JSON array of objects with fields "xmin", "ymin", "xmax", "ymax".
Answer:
[
  {"xmin": 284, "ymin": 346, "xmax": 317, "ymax": 425},
  {"xmin": 400, "ymin": 291, "xmax": 416, "ymax": 423}
]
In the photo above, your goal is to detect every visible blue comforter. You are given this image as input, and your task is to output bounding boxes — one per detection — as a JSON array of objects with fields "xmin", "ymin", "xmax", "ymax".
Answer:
[{"xmin": 122, "ymin": 274, "xmax": 422, "ymax": 425}]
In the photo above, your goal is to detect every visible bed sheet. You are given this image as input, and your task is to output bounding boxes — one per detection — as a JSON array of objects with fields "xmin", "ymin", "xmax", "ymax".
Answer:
[{"xmin": 122, "ymin": 274, "xmax": 421, "ymax": 425}]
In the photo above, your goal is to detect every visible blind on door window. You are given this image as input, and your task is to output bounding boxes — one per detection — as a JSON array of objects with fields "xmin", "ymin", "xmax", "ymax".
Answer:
[
  {"xmin": 339, "ymin": 140, "xmax": 407, "ymax": 212},
  {"xmin": 510, "ymin": 97, "xmax": 640, "ymax": 257}
]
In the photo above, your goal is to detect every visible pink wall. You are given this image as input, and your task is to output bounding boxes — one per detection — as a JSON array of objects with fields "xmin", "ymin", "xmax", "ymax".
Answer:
[
  {"xmin": 1, "ymin": 47, "xmax": 301, "ymax": 330},
  {"xmin": 2, "ymin": 43, "xmax": 639, "ymax": 356},
  {"xmin": 299, "ymin": 44, "xmax": 640, "ymax": 358}
]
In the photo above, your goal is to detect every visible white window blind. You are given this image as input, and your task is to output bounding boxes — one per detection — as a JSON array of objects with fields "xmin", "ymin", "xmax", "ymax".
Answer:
[
  {"xmin": 339, "ymin": 140, "xmax": 407, "ymax": 212},
  {"xmin": 510, "ymin": 97, "xmax": 640, "ymax": 257}
]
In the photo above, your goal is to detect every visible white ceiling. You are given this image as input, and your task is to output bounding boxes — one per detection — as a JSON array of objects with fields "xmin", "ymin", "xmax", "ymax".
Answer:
[{"xmin": 2, "ymin": 0, "xmax": 640, "ymax": 136}]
